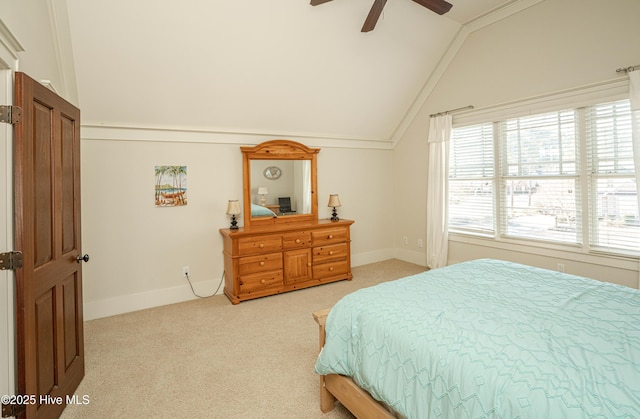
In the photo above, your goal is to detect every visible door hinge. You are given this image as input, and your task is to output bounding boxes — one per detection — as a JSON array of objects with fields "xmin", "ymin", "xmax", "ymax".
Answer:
[
  {"xmin": 0, "ymin": 251, "xmax": 23, "ymax": 270},
  {"xmin": 0, "ymin": 105, "xmax": 22, "ymax": 124},
  {"xmin": 1, "ymin": 400, "xmax": 26, "ymax": 417}
]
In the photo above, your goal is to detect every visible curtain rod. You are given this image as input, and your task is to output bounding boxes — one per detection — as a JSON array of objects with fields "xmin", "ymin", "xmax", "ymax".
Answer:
[
  {"xmin": 429, "ymin": 105, "xmax": 474, "ymax": 118},
  {"xmin": 616, "ymin": 65, "xmax": 640, "ymax": 73}
]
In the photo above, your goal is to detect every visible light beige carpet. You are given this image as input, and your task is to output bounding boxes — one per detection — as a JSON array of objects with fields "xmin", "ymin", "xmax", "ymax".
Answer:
[{"xmin": 60, "ymin": 259, "xmax": 426, "ymax": 419}]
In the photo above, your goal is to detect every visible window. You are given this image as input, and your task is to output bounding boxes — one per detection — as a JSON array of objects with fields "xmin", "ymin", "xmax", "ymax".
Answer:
[
  {"xmin": 448, "ymin": 99, "xmax": 638, "ymax": 255},
  {"xmin": 449, "ymin": 123, "xmax": 495, "ymax": 235},
  {"xmin": 586, "ymin": 100, "xmax": 639, "ymax": 252},
  {"xmin": 500, "ymin": 110, "xmax": 579, "ymax": 244}
]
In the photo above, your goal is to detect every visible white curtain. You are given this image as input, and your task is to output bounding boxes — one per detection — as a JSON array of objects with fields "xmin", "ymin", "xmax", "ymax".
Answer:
[
  {"xmin": 426, "ymin": 114, "xmax": 452, "ymax": 269},
  {"xmin": 630, "ymin": 70, "xmax": 640, "ymax": 211},
  {"xmin": 629, "ymin": 70, "xmax": 640, "ymax": 289},
  {"xmin": 302, "ymin": 160, "xmax": 311, "ymax": 214}
]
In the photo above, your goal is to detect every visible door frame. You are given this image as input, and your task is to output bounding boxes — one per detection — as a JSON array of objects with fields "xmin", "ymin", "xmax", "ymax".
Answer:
[{"xmin": 0, "ymin": 18, "xmax": 24, "ymax": 410}]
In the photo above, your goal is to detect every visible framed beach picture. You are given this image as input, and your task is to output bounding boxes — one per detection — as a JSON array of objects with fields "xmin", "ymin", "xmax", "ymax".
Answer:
[{"xmin": 155, "ymin": 165, "xmax": 187, "ymax": 207}]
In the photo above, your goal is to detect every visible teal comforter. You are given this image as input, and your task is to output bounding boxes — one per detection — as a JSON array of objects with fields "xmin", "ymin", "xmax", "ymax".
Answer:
[{"xmin": 314, "ymin": 259, "xmax": 640, "ymax": 418}]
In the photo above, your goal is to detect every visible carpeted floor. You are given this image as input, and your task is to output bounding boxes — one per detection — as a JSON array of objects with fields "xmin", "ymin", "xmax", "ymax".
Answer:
[{"xmin": 60, "ymin": 259, "xmax": 426, "ymax": 419}]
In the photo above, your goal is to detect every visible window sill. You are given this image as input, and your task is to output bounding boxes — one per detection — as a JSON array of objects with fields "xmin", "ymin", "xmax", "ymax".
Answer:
[{"xmin": 448, "ymin": 231, "xmax": 639, "ymax": 271}]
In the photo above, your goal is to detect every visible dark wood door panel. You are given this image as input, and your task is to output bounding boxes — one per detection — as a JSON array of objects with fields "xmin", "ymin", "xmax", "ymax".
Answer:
[
  {"xmin": 60, "ymin": 114, "xmax": 78, "ymax": 255},
  {"xmin": 15, "ymin": 71, "xmax": 84, "ymax": 419},
  {"xmin": 62, "ymin": 274, "xmax": 81, "ymax": 368},
  {"xmin": 35, "ymin": 290, "xmax": 56, "ymax": 396}
]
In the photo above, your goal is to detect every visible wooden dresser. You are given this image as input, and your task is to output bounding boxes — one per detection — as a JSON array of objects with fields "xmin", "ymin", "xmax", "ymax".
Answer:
[{"xmin": 220, "ymin": 219, "xmax": 354, "ymax": 304}]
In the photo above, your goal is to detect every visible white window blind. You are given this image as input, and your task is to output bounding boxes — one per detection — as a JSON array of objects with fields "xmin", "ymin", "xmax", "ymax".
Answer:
[
  {"xmin": 586, "ymin": 99, "xmax": 639, "ymax": 253},
  {"xmin": 448, "ymin": 97, "xmax": 638, "ymax": 256},
  {"xmin": 499, "ymin": 110, "xmax": 580, "ymax": 244},
  {"xmin": 448, "ymin": 123, "xmax": 495, "ymax": 235}
]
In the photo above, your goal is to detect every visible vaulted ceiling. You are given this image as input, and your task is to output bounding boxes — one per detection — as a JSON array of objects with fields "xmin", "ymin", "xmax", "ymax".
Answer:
[{"xmin": 66, "ymin": 0, "xmax": 511, "ymax": 143}]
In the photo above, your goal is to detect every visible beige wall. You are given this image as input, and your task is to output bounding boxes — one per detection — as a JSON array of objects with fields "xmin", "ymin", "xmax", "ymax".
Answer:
[
  {"xmin": 80, "ymin": 137, "xmax": 394, "ymax": 319},
  {"xmin": 394, "ymin": 0, "xmax": 640, "ymax": 287}
]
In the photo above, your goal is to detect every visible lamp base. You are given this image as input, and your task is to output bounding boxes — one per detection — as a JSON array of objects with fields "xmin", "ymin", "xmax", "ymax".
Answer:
[
  {"xmin": 330, "ymin": 207, "xmax": 339, "ymax": 222},
  {"xmin": 230, "ymin": 215, "xmax": 239, "ymax": 230}
]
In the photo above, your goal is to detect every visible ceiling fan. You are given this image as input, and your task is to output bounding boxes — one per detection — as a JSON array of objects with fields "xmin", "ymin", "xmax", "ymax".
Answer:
[{"xmin": 310, "ymin": 0, "xmax": 453, "ymax": 32}]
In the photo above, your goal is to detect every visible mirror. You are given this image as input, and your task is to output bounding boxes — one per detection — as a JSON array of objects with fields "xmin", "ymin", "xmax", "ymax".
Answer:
[
  {"xmin": 242, "ymin": 140, "xmax": 319, "ymax": 228},
  {"xmin": 250, "ymin": 160, "xmax": 311, "ymax": 215}
]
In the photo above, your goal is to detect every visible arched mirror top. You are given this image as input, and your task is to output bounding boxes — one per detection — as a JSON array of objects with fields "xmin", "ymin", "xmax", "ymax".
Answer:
[{"xmin": 242, "ymin": 140, "xmax": 319, "ymax": 228}]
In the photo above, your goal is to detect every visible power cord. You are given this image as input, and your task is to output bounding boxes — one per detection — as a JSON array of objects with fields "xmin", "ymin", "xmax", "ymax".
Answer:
[{"xmin": 185, "ymin": 271, "xmax": 225, "ymax": 298}]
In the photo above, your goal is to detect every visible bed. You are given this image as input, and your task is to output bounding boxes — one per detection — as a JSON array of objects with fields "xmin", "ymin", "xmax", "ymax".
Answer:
[
  {"xmin": 250, "ymin": 203, "xmax": 277, "ymax": 217},
  {"xmin": 313, "ymin": 258, "xmax": 640, "ymax": 418}
]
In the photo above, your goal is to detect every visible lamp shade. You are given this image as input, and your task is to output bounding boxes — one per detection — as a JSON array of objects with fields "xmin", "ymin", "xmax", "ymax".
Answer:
[
  {"xmin": 226, "ymin": 200, "xmax": 241, "ymax": 215},
  {"xmin": 327, "ymin": 194, "xmax": 341, "ymax": 207},
  {"xmin": 258, "ymin": 187, "xmax": 268, "ymax": 195}
]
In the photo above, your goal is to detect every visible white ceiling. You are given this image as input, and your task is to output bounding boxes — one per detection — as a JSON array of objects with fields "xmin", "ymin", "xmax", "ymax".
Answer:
[{"xmin": 66, "ymin": 0, "xmax": 511, "ymax": 142}]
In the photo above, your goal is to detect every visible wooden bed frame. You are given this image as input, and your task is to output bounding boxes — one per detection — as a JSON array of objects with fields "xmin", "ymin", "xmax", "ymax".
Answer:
[{"xmin": 312, "ymin": 308, "xmax": 396, "ymax": 419}]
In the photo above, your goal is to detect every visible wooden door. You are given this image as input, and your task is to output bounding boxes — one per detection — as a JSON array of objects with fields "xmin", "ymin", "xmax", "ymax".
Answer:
[{"xmin": 14, "ymin": 72, "xmax": 85, "ymax": 418}]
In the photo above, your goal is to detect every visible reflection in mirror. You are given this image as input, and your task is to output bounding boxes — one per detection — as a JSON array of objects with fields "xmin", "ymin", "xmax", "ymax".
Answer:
[{"xmin": 250, "ymin": 160, "xmax": 311, "ymax": 217}]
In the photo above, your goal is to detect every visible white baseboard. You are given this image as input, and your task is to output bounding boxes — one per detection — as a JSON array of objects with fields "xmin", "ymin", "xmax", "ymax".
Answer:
[
  {"xmin": 351, "ymin": 248, "xmax": 395, "ymax": 267},
  {"xmin": 392, "ymin": 248, "xmax": 427, "ymax": 267},
  {"xmin": 84, "ymin": 250, "xmax": 422, "ymax": 320},
  {"xmin": 83, "ymin": 279, "xmax": 221, "ymax": 321}
]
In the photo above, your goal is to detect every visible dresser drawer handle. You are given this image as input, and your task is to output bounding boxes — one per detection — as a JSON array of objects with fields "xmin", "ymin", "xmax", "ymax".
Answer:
[
  {"xmin": 329, "ymin": 266, "xmax": 334, "ymax": 271},
  {"xmin": 328, "ymin": 234, "xmax": 334, "ymax": 239},
  {"xmin": 260, "ymin": 279, "xmax": 266, "ymax": 284},
  {"xmin": 295, "ymin": 238, "xmax": 301, "ymax": 244},
  {"xmin": 328, "ymin": 251, "xmax": 334, "ymax": 255},
  {"xmin": 259, "ymin": 261, "xmax": 265, "ymax": 266},
  {"xmin": 259, "ymin": 243, "xmax": 264, "ymax": 248}
]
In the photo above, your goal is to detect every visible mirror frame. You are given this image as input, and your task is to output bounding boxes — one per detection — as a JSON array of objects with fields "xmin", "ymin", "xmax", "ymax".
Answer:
[{"xmin": 241, "ymin": 140, "xmax": 319, "ymax": 228}]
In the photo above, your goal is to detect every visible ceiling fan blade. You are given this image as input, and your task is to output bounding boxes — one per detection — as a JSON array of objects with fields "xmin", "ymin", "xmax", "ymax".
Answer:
[
  {"xmin": 310, "ymin": 0, "xmax": 334, "ymax": 5},
  {"xmin": 361, "ymin": 0, "xmax": 388, "ymax": 32},
  {"xmin": 411, "ymin": 0, "xmax": 453, "ymax": 15}
]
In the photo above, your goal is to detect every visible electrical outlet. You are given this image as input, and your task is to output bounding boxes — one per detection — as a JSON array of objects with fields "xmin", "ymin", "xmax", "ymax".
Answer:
[
  {"xmin": 403, "ymin": 236, "xmax": 408, "ymax": 245},
  {"xmin": 556, "ymin": 263, "xmax": 565, "ymax": 273},
  {"xmin": 417, "ymin": 239, "xmax": 423, "ymax": 248},
  {"xmin": 182, "ymin": 266, "xmax": 190, "ymax": 277}
]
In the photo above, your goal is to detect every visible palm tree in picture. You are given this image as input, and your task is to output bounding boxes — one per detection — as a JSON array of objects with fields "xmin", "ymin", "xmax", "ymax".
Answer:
[
  {"xmin": 175, "ymin": 166, "xmax": 187, "ymax": 205},
  {"xmin": 155, "ymin": 165, "xmax": 170, "ymax": 205},
  {"xmin": 165, "ymin": 165, "xmax": 187, "ymax": 206}
]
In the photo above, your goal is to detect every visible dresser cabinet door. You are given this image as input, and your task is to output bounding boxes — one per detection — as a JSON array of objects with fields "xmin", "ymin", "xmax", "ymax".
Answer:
[{"xmin": 284, "ymin": 248, "xmax": 312, "ymax": 284}]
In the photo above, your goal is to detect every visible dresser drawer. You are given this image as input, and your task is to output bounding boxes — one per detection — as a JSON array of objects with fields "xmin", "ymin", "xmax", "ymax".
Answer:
[
  {"xmin": 313, "ymin": 259, "xmax": 349, "ymax": 280},
  {"xmin": 238, "ymin": 252, "xmax": 283, "ymax": 275},
  {"xmin": 282, "ymin": 231, "xmax": 311, "ymax": 249},
  {"xmin": 311, "ymin": 227, "xmax": 348, "ymax": 246},
  {"xmin": 239, "ymin": 271, "xmax": 284, "ymax": 294},
  {"xmin": 313, "ymin": 243, "xmax": 348, "ymax": 263},
  {"xmin": 238, "ymin": 234, "xmax": 282, "ymax": 256}
]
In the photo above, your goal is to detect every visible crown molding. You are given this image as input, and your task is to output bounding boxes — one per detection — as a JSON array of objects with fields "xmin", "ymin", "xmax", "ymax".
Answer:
[
  {"xmin": 80, "ymin": 123, "xmax": 395, "ymax": 150},
  {"xmin": 0, "ymin": 19, "xmax": 24, "ymax": 62}
]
